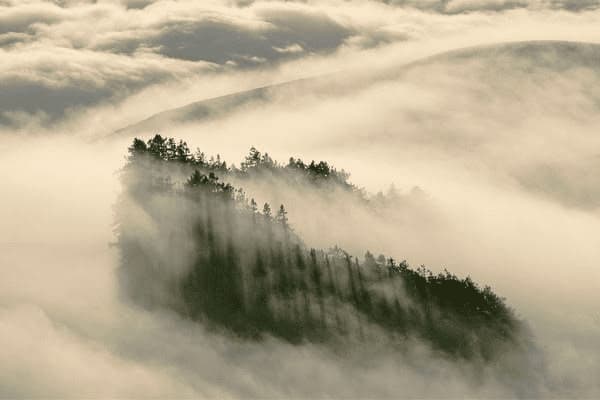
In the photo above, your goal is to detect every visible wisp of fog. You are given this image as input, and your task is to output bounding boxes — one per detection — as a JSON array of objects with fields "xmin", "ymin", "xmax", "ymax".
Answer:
[{"xmin": 1, "ymin": 0, "xmax": 599, "ymax": 398}]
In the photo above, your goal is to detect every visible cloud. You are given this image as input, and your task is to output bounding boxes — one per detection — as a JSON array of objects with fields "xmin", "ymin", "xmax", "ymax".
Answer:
[
  {"xmin": 384, "ymin": 0, "xmax": 600, "ymax": 12},
  {"xmin": 0, "ymin": 44, "xmax": 213, "ymax": 126},
  {"xmin": 515, "ymin": 157, "xmax": 600, "ymax": 210},
  {"xmin": 1, "ymin": 0, "xmax": 600, "ymax": 397},
  {"xmin": 102, "ymin": 39, "xmax": 600, "ymax": 395},
  {"xmin": 0, "ymin": 0, "xmax": 410, "ymax": 127},
  {"xmin": 444, "ymin": 0, "xmax": 530, "ymax": 13},
  {"xmin": 547, "ymin": 0, "xmax": 600, "ymax": 10},
  {"xmin": 121, "ymin": 0, "xmax": 155, "ymax": 9},
  {"xmin": 2, "ymin": 0, "xmax": 598, "ymax": 130},
  {"xmin": 0, "ymin": 2, "xmax": 64, "ymax": 35},
  {"xmin": 91, "ymin": 3, "xmax": 395, "ymax": 66},
  {"xmin": 0, "ymin": 137, "xmax": 551, "ymax": 399}
]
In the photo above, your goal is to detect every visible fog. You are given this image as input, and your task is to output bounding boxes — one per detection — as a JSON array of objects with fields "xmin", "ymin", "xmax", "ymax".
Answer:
[{"xmin": 1, "ymin": 0, "xmax": 600, "ymax": 398}]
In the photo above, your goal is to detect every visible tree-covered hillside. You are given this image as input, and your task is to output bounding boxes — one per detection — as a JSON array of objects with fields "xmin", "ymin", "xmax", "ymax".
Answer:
[{"xmin": 115, "ymin": 135, "xmax": 531, "ymax": 361}]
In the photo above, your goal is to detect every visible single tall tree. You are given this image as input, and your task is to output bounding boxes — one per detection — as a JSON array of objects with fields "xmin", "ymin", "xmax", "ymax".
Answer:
[{"xmin": 276, "ymin": 204, "xmax": 288, "ymax": 228}]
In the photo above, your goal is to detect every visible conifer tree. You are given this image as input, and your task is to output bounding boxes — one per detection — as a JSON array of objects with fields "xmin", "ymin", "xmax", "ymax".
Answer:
[
  {"xmin": 276, "ymin": 204, "xmax": 288, "ymax": 227},
  {"xmin": 262, "ymin": 203, "xmax": 272, "ymax": 218}
]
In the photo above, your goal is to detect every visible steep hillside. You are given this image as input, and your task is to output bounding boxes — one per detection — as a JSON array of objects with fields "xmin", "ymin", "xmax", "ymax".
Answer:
[{"xmin": 116, "ymin": 135, "xmax": 534, "ymax": 361}]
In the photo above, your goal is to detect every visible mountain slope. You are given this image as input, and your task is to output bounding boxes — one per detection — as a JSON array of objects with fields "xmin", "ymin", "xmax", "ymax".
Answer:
[
  {"xmin": 116, "ymin": 134, "xmax": 533, "ymax": 361},
  {"xmin": 113, "ymin": 40, "xmax": 600, "ymax": 138}
]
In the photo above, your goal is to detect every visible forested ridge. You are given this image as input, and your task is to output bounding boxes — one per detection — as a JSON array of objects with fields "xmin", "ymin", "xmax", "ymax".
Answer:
[{"xmin": 116, "ymin": 135, "xmax": 530, "ymax": 361}]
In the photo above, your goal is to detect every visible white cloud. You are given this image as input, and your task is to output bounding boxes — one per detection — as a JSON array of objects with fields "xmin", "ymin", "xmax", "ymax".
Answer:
[{"xmin": 1, "ymin": 0, "xmax": 600, "ymax": 397}]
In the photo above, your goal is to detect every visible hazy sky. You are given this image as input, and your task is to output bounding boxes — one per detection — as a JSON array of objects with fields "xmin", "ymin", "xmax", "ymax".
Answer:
[{"xmin": 1, "ymin": 0, "xmax": 600, "ymax": 398}]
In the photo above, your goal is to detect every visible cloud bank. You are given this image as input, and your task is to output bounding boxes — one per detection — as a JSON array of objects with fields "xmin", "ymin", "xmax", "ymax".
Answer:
[
  {"xmin": 1, "ymin": 0, "xmax": 600, "ymax": 398},
  {"xmin": 3, "ymin": 0, "xmax": 600, "ymax": 131}
]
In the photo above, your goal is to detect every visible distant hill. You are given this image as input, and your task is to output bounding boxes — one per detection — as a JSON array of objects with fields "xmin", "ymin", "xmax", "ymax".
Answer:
[{"xmin": 113, "ymin": 40, "xmax": 600, "ymax": 138}]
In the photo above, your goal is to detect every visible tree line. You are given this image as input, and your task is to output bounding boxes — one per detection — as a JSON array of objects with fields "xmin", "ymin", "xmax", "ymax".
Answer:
[{"xmin": 127, "ymin": 134, "xmax": 355, "ymax": 192}]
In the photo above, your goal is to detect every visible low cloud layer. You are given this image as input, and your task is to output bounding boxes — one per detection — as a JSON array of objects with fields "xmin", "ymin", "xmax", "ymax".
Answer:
[
  {"xmin": 1, "ymin": 0, "xmax": 600, "ymax": 397},
  {"xmin": 3, "ymin": 0, "xmax": 600, "ymax": 130},
  {"xmin": 93, "ymin": 39, "xmax": 600, "ymax": 395}
]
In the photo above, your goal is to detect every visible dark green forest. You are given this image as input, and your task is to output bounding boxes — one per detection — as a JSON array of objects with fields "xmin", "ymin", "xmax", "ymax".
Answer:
[{"xmin": 115, "ymin": 135, "xmax": 531, "ymax": 361}]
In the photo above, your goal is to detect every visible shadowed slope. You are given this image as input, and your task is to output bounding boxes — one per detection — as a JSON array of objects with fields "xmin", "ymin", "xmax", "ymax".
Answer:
[{"xmin": 115, "ymin": 135, "xmax": 536, "ymax": 363}]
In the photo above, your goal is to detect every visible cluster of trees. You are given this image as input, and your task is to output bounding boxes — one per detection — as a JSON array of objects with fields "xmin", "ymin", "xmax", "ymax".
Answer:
[
  {"xmin": 127, "ymin": 135, "xmax": 355, "ymax": 192},
  {"xmin": 116, "ymin": 135, "xmax": 528, "ymax": 360}
]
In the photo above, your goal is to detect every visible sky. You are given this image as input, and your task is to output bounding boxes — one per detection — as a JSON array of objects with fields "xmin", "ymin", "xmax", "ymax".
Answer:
[{"xmin": 1, "ymin": 0, "xmax": 600, "ymax": 398}]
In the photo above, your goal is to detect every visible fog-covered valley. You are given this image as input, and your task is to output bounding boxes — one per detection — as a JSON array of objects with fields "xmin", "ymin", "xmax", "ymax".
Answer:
[{"xmin": 1, "ymin": 1, "xmax": 600, "ymax": 398}]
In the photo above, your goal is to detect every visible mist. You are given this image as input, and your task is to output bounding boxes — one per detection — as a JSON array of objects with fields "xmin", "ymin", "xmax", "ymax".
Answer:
[{"xmin": 2, "ymin": 0, "xmax": 600, "ymax": 398}]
